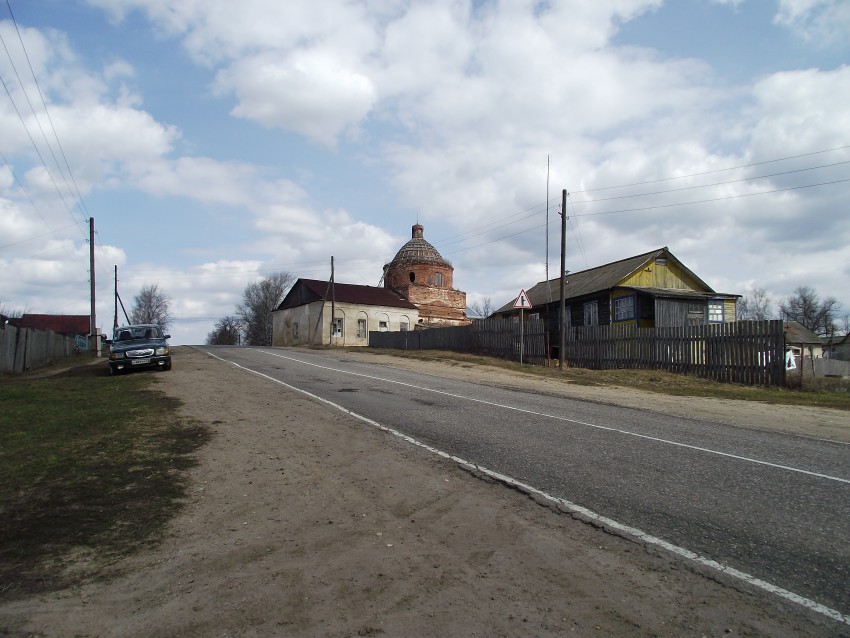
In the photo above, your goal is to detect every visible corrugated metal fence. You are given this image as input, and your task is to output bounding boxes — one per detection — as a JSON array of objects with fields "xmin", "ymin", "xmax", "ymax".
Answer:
[
  {"xmin": 565, "ymin": 320, "xmax": 786, "ymax": 386},
  {"xmin": 0, "ymin": 325, "xmax": 86, "ymax": 374}
]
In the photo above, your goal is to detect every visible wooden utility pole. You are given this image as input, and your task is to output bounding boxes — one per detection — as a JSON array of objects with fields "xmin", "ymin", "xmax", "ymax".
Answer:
[
  {"xmin": 89, "ymin": 217, "xmax": 99, "ymax": 357},
  {"xmin": 559, "ymin": 190, "xmax": 567, "ymax": 371},
  {"xmin": 113, "ymin": 265, "xmax": 119, "ymax": 332},
  {"xmin": 330, "ymin": 256, "xmax": 336, "ymax": 345}
]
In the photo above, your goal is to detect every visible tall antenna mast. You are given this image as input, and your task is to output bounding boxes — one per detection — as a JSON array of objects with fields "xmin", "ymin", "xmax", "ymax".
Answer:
[{"xmin": 546, "ymin": 156, "xmax": 552, "ymax": 303}]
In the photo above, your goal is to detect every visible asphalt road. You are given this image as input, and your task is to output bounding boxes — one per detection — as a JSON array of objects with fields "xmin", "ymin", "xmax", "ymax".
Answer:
[{"xmin": 199, "ymin": 345, "xmax": 850, "ymax": 623}]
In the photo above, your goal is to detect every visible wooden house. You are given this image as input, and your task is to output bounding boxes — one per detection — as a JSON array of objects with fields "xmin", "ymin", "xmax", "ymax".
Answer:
[
  {"xmin": 493, "ymin": 247, "xmax": 739, "ymax": 341},
  {"xmin": 824, "ymin": 333, "xmax": 850, "ymax": 361}
]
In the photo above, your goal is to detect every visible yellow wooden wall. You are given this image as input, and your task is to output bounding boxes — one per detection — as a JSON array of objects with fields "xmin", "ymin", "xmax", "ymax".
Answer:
[{"xmin": 620, "ymin": 259, "xmax": 705, "ymax": 291}]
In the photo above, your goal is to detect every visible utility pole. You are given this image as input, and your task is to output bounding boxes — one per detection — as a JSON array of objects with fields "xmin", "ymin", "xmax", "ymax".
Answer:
[
  {"xmin": 330, "ymin": 256, "xmax": 335, "ymax": 345},
  {"xmin": 113, "ymin": 265, "xmax": 119, "ymax": 332},
  {"xmin": 89, "ymin": 217, "xmax": 99, "ymax": 357},
  {"xmin": 559, "ymin": 190, "xmax": 567, "ymax": 371}
]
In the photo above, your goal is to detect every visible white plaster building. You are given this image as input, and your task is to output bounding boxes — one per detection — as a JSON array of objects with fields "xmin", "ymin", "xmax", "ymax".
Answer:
[{"xmin": 272, "ymin": 278, "xmax": 418, "ymax": 347}]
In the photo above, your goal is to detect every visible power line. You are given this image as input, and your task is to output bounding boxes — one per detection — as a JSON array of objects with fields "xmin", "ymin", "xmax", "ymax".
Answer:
[
  {"xmin": 441, "ymin": 177, "xmax": 850, "ymax": 257},
  {"xmin": 572, "ymin": 144, "xmax": 850, "ymax": 194},
  {"xmin": 428, "ymin": 146, "xmax": 850, "ymax": 252},
  {"xmin": 567, "ymin": 160, "xmax": 850, "ymax": 206},
  {"xmin": 4, "ymin": 0, "xmax": 91, "ymax": 219}
]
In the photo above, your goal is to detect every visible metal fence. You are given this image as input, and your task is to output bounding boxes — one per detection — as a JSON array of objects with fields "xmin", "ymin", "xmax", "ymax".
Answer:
[{"xmin": 0, "ymin": 325, "xmax": 87, "ymax": 374}]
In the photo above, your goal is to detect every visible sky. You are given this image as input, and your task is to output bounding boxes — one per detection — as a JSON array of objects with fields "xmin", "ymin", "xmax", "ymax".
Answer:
[{"xmin": 1, "ymin": 0, "xmax": 849, "ymax": 345}]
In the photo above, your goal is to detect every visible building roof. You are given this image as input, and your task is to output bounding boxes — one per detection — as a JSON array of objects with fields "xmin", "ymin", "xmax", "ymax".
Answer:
[
  {"xmin": 279, "ymin": 279, "xmax": 418, "ymax": 311},
  {"xmin": 385, "ymin": 224, "xmax": 450, "ymax": 268},
  {"xmin": 496, "ymin": 247, "xmax": 723, "ymax": 314},
  {"xmin": 17, "ymin": 314, "xmax": 90, "ymax": 334},
  {"xmin": 784, "ymin": 321, "xmax": 824, "ymax": 346}
]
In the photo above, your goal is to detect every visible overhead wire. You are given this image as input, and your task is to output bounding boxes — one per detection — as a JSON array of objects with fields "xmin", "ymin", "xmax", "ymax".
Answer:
[
  {"xmin": 429, "ymin": 145, "xmax": 850, "ymax": 251},
  {"xmin": 4, "ymin": 0, "xmax": 90, "ymax": 219}
]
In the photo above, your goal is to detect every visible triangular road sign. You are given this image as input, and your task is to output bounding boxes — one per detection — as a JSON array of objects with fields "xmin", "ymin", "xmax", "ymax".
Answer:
[{"xmin": 513, "ymin": 289, "xmax": 532, "ymax": 309}]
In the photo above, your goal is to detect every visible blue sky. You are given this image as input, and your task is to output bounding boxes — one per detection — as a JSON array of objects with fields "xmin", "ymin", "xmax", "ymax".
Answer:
[{"xmin": 1, "ymin": 0, "xmax": 849, "ymax": 344}]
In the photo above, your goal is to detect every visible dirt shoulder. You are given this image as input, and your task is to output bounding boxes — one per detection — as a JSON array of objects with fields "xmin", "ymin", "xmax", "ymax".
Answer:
[{"xmin": 0, "ymin": 347, "xmax": 843, "ymax": 636}]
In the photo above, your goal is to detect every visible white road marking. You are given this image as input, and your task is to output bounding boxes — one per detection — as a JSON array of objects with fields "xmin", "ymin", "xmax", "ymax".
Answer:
[
  {"xmin": 202, "ymin": 347, "xmax": 850, "ymax": 627},
  {"xmin": 255, "ymin": 349, "xmax": 849, "ymax": 485}
]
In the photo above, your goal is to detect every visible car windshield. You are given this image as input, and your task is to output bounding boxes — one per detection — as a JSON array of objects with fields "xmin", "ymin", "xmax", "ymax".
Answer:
[{"xmin": 114, "ymin": 326, "xmax": 162, "ymax": 342}]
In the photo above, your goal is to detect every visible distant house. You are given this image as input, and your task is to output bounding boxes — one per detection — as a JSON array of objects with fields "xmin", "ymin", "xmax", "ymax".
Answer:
[
  {"xmin": 16, "ymin": 314, "xmax": 91, "ymax": 336},
  {"xmin": 824, "ymin": 333, "xmax": 850, "ymax": 361},
  {"xmin": 784, "ymin": 321, "xmax": 825, "ymax": 358},
  {"xmin": 493, "ymin": 247, "xmax": 739, "ymax": 347},
  {"xmin": 272, "ymin": 279, "xmax": 419, "ymax": 347}
]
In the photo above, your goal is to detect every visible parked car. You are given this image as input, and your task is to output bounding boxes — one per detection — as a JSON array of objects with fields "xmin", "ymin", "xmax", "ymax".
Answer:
[{"xmin": 108, "ymin": 324, "xmax": 171, "ymax": 374}]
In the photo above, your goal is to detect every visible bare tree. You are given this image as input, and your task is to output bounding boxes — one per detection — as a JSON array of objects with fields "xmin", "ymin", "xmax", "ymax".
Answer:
[
  {"xmin": 0, "ymin": 300, "xmax": 25, "ymax": 320},
  {"xmin": 129, "ymin": 284, "xmax": 172, "ymax": 331},
  {"xmin": 237, "ymin": 272, "xmax": 295, "ymax": 346},
  {"xmin": 736, "ymin": 288, "xmax": 773, "ymax": 321},
  {"xmin": 779, "ymin": 285, "xmax": 841, "ymax": 338},
  {"xmin": 206, "ymin": 315, "xmax": 242, "ymax": 345},
  {"xmin": 467, "ymin": 296, "xmax": 494, "ymax": 319}
]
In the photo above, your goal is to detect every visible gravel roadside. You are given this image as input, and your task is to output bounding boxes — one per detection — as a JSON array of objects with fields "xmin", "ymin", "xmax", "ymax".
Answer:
[{"xmin": 1, "ymin": 346, "xmax": 843, "ymax": 637}]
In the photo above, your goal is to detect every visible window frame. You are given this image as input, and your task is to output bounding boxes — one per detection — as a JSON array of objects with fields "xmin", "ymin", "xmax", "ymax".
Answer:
[
  {"xmin": 583, "ymin": 301, "xmax": 599, "ymax": 326},
  {"xmin": 708, "ymin": 299, "xmax": 725, "ymax": 323},
  {"xmin": 612, "ymin": 295, "xmax": 635, "ymax": 322}
]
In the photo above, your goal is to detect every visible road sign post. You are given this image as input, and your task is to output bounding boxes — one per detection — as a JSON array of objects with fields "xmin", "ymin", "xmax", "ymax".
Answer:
[{"xmin": 513, "ymin": 289, "xmax": 532, "ymax": 365}]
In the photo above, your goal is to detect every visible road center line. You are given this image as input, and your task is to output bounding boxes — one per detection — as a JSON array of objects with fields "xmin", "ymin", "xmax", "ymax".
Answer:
[
  {"xmin": 257, "ymin": 349, "xmax": 850, "ymax": 485},
  {"xmin": 202, "ymin": 348, "xmax": 850, "ymax": 628}
]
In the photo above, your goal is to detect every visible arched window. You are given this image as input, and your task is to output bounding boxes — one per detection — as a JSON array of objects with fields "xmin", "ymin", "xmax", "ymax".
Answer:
[
  {"xmin": 433, "ymin": 272, "xmax": 443, "ymax": 287},
  {"xmin": 409, "ymin": 272, "xmax": 415, "ymax": 283}
]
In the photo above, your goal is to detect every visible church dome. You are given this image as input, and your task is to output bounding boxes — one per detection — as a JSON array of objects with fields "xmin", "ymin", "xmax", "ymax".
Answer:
[{"xmin": 387, "ymin": 224, "xmax": 449, "ymax": 267}]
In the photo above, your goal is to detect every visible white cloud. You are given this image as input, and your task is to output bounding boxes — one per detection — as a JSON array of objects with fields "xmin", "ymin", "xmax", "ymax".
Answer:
[
  {"xmin": 774, "ymin": 0, "xmax": 850, "ymax": 45},
  {"xmin": 214, "ymin": 50, "xmax": 377, "ymax": 146}
]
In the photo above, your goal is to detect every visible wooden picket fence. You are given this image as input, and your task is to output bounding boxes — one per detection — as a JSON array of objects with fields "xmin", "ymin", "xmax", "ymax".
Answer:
[
  {"xmin": 565, "ymin": 320, "xmax": 785, "ymax": 386},
  {"xmin": 369, "ymin": 319, "xmax": 786, "ymax": 386}
]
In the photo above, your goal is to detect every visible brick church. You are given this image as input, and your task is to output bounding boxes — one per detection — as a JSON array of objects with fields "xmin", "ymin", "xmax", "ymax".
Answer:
[
  {"xmin": 383, "ymin": 224, "xmax": 470, "ymax": 328},
  {"xmin": 273, "ymin": 223, "xmax": 469, "ymax": 346}
]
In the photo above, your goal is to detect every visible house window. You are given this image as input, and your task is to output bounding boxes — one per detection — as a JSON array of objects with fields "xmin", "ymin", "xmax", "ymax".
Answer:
[
  {"xmin": 433, "ymin": 272, "xmax": 444, "ymax": 287},
  {"xmin": 613, "ymin": 296, "xmax": 635, "ymax": 322},
  {"xmin": 379, "ymin": 321, "xmax": 388, "ymax": 332},
  {"xmin": 708, "ymin": 300, "xmax": 724, "ymax": 323},
  {"xmin": 332, "ymin": 318, "xmax": 343, "ymax": 338},
  {"xmin": 400, "ymin": 321, "xmax": 408, "ymax": 332},
  {"xmin": 292, "ymin": 322, "xmax": 299, "ymax": 339},
  {"xmin": 357, "ymin": 319, "xmax": 367, "ymax": 338},
  {"xmin": 583, "ymin": 301, "xmax": 599, "ymax": 326}
]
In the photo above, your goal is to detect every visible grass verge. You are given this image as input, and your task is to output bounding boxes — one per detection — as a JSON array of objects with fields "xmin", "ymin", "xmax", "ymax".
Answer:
[
  {"xmin": 0, "ymin": 362, "xmax": 210, "ymax": 599},
  {"xmin": 349, "ymin": 348, "xmax": 850, "ymax": 411}
]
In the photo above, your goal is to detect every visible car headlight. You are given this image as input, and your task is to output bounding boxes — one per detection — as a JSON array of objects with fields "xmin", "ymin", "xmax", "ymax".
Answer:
[
  {"xmin": 155, "ymin": 347, "xmax": 169, "ymax": 355},
  {"xmin": 110, "ymin": 352, "xmax": 125, "ymax": 360}
]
